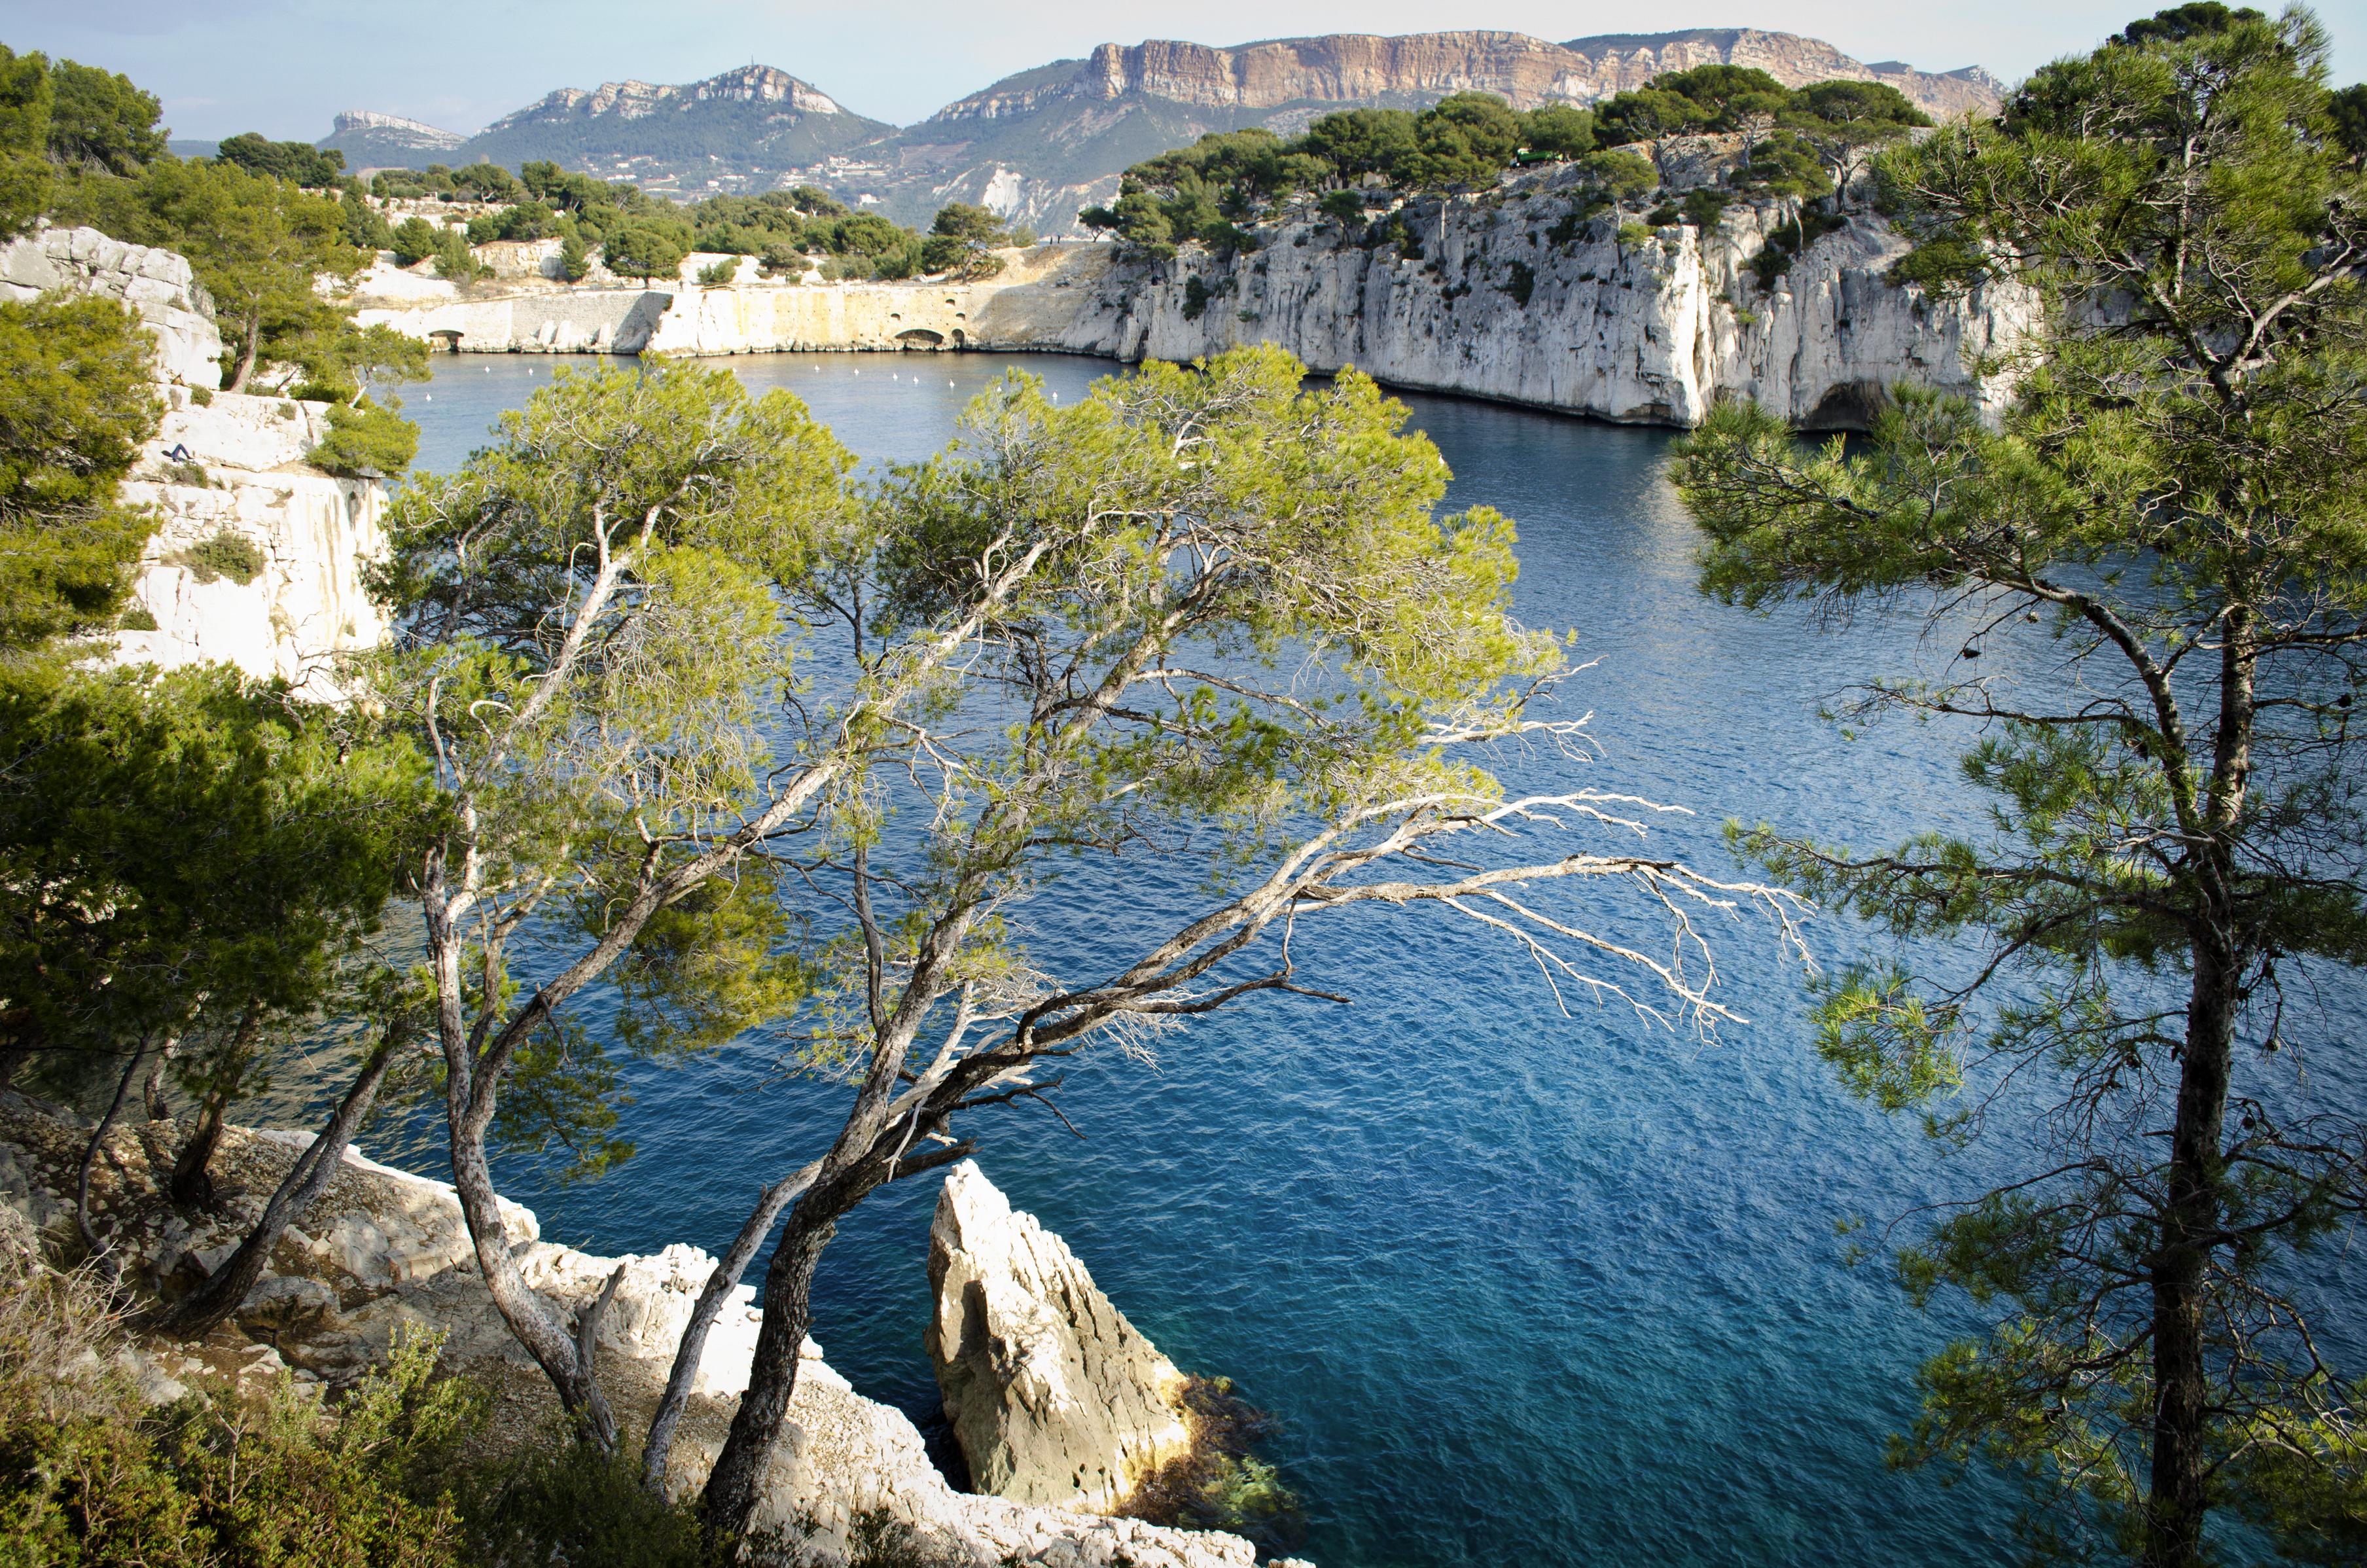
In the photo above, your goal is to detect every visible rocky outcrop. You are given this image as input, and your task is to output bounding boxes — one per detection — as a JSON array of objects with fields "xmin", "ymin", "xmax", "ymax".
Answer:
[
  {"xmin": 0, "ymin": 225, "xmax": 221, "ymax": 388},
  {"xmin": 1051, "ymin": 160, "xmax": 2036, "ymax": 429},
  {"xmin": 0, "ymin": 1097, "xmax": 1268, "ymax": 1568},
  {"xmin": 116, "ymin": 389, "xmax": 390, "ymax": 701},
  {"xmin": 319, "ymin": 110, "xmax": 467, "ymax": 167},
  {"xmin": 927, "ymin": 1162, "xmax": 1194, "ymax": 1512},
  {"xmin": 1, "ymin": 226, "xmax": 390, "ymax": 699}
]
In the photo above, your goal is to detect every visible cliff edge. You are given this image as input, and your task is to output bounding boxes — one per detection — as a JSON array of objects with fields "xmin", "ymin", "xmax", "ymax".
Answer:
[{"xmin": 1, "ymin": 226, "xmax": 389, "ymax": 700}]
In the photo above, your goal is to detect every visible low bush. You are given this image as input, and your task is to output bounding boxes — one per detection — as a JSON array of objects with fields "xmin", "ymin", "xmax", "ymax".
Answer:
[
  {"xmin": 309, "ymin": 397, "xmax": 418, "ymax": 479},
  {"xmin": 0, "ymin": 1224, "xmax": 732, "ymax": 1568},
  {"xmin": 171, "ymin": 530, "xmax": 264, "ymax": 586}
]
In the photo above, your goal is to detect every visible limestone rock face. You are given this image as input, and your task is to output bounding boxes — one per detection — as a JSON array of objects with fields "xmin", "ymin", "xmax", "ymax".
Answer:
[
  {"xmin": 356, "ymin": 162, "xmax": 2032, "ymax": 437},
  {"xmin": 927, "ymin": 1161, "xmax": 1193, "ymax": 1512},
  {"xmin": 3, "ymin": 224, "xmax": 391, "ymax": 697},
  {"xmin": 0, "ymin": 226, "xmax": 221, "ymax": 389},
  {"xmin": 116, "ymin": 389, "xmax": 390, "ymax": 701},
  {"xmin": 1048, "ymin": 164, "xmax": 2038, "ymax": 430}
]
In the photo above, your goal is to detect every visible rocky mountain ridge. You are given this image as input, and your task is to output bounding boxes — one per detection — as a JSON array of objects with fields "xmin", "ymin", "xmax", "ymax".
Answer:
[
  {"xmin": 317, "ymin": 27, "xmax": 2004, "ymax": 224},
  {"xmin": 320, "ymin": 109, "xmax": 467, "ymax": 165}
]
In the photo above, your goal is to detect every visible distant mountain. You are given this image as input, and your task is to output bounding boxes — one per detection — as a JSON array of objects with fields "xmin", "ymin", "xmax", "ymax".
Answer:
[
  {"xmin": 319, "ymin": 110, "xmax": 467, "ymax": 168},
  {"xmin": 316, "ymin": 30, "xmax": 2003, "ymax": 228},
  {"xmin": 850, "ymin": 29, "xmax": 2004, "ymax": 232},
  {"xmin": 1552, "ymin": 29, "xmax": 2004, "ymax": 120}
]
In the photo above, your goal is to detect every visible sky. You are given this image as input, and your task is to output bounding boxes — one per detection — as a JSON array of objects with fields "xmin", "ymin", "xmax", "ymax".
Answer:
[{"xmin": 5, "ymin": 0, "xmax": 2364, "ymax": 143}]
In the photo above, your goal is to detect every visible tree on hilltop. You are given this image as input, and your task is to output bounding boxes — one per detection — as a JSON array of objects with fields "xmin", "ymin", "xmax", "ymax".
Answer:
[{"xmin": 921, "ymin": 200, "xmax": 1012, "ymax": 279}]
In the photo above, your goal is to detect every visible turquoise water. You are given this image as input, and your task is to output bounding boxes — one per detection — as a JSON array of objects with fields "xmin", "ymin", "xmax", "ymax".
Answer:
[{"xmin": 382, "ymin": 353, "xmax": 2362, "ymax": 1567}]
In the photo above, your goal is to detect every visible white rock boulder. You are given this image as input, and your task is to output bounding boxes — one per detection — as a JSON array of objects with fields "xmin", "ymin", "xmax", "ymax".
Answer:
[{"xmin": 927, "ymin": 1160, "xmax": 1195, "ymax": 1512}]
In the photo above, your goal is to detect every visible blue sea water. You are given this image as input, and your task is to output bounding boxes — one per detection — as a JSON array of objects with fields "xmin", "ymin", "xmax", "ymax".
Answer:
[{"xmin": 375, "ymin": 353, "xmax": 2364, "ymax": 1568}]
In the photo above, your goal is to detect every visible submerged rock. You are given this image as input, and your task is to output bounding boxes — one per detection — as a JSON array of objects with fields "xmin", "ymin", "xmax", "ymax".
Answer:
[{"xmin": 927, "ymin": 1160, "xmax": 1194, "ymax": 1512}]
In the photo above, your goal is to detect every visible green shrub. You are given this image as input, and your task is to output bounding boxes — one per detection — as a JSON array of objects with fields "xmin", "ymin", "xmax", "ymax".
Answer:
[
  {"xmin": 1182, "ymin": 275, "xmax": 1211, "ymax": 321},
  {"xmin": 1318, "ymin": 188, "xmax": 1366, "ymax": 224},
  {"xmin": 310, "ymin": 395, "xmax": 418, "ymax": 479},
  {"xmin": 557, "ymin": 233, "xmax": 590, "ymax": 283},
  {"xmin": 431, "ymin": 228, "xmax": 484, "ymax": 283},
  {"xmin": 605, "ymin": 221, "xmax": 690, "ymax": 283},
  {"xmin": 696, "ymin": 257, "xmax": 740, "ymax": 286},
  {"xmin": 1501, "ymin": 259, "xmax": 1535, "ymax": 306},
  {"xmin": 391, "ymin": 216, "xmax": 438, "ymax": 268},
  {"xmin": 468, "ymin": 1436, "xmax": 732, "ymax": 1568},
  {"xmin": 118, "ymin": 603, "xmax": 157, "ymax": 631},
  {"xmin": 0, "ymin": 1231, "xmax": 731, "ymax": 1568},
  {"xmin": 172, "ymin": 529, "xmax": 264, "ymax": 586},
  {"xmin": 1681, "ymin": 188, "xmax": 1730, "ymax": 231},
  {"xmin": 1748, "ymin": 209, "xmax": 1848, "ymax": 289},
  {"xmin": 0, "ymin": 1231, "xmax": 473, "ymax": 1568},
  {"xmin": 189, "ymin": 385, "xmax": 213, "ymax": 406},
  {"xmin": 1578, "ymin": 149, "xmax": 1658, "ymax": 202}
]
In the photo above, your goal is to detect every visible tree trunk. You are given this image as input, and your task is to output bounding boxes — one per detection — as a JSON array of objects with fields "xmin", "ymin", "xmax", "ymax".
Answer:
[
  {"xmin": 162, "ymin": 1031, "xmax": 399, "ymax": 1336},
  {"xmin": 170, "ymin": 1001, "xmax": 262, "ymax": 1211},
  {"xmin": 700, "ymin": 1198, "xmax": 842, "ymax": 1537},
  {"xmin": 78, "ymin": 1042, "xmax": 149, "ymax": 1283},
  {"xmin": 446, "ymin": 1075, "xmax": 620, "ymax": 1450},
  {"xmin": 643, "ymin": 1162, "xmax": 817, "ymax": 1491},
  {"xmin": 226, "ymin": 311, "xmax": 260, "ymax": 394},
  {"xmin": 141, "ymin": 1041, "xmax": 175, "ymax": 1122},
  {"xmin": 2145, "ymin": 923, "xmax": 2237, "ymax": 1568}
]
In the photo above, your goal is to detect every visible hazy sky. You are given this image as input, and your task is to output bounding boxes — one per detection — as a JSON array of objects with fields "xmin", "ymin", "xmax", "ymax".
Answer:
[{"xmin": 6, "ymin": 0, "xmax": 2363, "ymax": 143}]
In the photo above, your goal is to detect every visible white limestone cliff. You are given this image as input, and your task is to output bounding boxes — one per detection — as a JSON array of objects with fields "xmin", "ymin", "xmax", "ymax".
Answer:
[
  {"xmin": 1051, "ymin": 154, "xmax": 2035, "ymax": 429},
  {"xmin": 2, "ymin": 226, "xmax": 389, "ymax": 698},
  {"xmin": 116, "ymin": 389, "xmax": 389, "ymax": 701},
  {"xmin": 927, "ymin": 1161, "xmax": 1196, "ymax": 1512}
]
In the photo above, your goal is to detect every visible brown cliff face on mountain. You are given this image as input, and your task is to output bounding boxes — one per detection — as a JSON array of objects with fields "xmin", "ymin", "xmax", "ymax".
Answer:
[{"xmin": 929, "ymin": 28, "xmax": 2002, "ymax": 125}]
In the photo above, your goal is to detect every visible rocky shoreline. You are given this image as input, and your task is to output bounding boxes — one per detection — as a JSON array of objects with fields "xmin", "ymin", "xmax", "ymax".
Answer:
[
  {"xmin": 351, "ymin": 141, "xmax": 2034, "ymax": 432},
  {"xmin": 0, "ymin": 1094, "xmax": 1296, "ymax": 1568}
]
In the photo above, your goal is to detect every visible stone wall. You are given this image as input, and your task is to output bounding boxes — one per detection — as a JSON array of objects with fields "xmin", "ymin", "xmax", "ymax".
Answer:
[{"xmin": 353, "ymin": 243, "xmax": 1115, "ymax": 358}]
